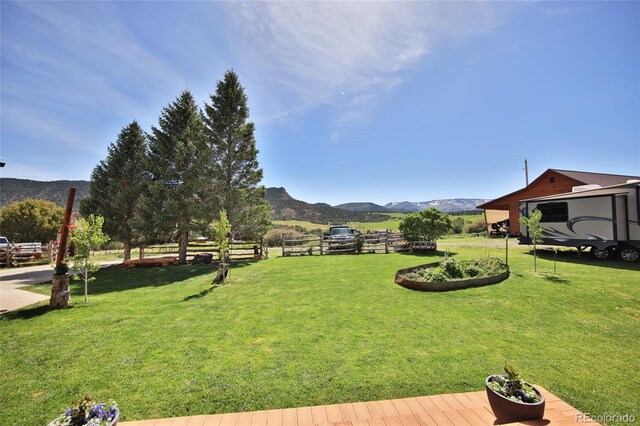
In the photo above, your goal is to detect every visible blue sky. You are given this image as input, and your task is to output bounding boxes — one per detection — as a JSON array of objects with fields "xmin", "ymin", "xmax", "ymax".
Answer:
[{"xmin": 1, "ymin": 1, "xmax": 638, "ymax": 205}]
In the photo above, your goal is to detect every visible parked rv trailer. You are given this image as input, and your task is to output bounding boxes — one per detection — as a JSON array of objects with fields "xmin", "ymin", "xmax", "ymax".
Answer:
[{"xmin": 519, "ymin": 181, "xmax": 640, "ymax": 262}]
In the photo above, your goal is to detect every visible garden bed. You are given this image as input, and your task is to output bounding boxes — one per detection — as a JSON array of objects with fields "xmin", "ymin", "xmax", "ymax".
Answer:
[{"xmin": 395, "ymin": 258, "xmax": 509, "ymax": 291}]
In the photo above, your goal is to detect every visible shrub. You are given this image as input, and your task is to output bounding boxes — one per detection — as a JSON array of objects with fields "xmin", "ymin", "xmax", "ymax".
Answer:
[
  {"xmin": 465, "ymin": 265, "xmax": 482, "ymax": 277},
  {"xmin": 265, "ymin": 228, "xmax": 304, "ymax": 247},
  {"xmin": 442, "ymin": 258, "xmax": 464, "ymax": 278},
  {"xmin": 466, "ymin": 219, "xmax": 486, "ymax": 233},
  {"xmin": 425, "ymin": 270, "xmax": 447, "ymax": 282},
  {"xmin": 0, "ymin": 199, "xmax": 64, "ymax": 243},
  {"xmin": 451, "ymin": 217, "xmax": 465, "ymax": 234},
  {"xmin": 399, "ymin": 208, "xmax": 452, "ymax": 242}
]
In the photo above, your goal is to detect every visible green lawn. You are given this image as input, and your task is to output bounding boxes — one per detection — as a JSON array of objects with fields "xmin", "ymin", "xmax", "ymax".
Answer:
[{"xmin": 1, "ymin": 243, "xmax": 638, "ymax": 425}]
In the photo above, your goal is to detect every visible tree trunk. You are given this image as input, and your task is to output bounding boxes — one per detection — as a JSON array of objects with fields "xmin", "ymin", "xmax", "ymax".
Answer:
[
  {"xmin": 123, "ymin": 241, "xmax": 131, "ymax": 261},
  {"xmin": 533, "ymin": 243, "xmax": 537, "ymax": 272},
  {"xmin": 50, "ymin": 274, "xmax": 70, "ymax": 308},
  {"xmin": 84, "ymin": 270, "xmax": 88, "ymax": 303},
  {"xmin": 178, "ymin": 231, "xmax": 188, "ymax": 264}
]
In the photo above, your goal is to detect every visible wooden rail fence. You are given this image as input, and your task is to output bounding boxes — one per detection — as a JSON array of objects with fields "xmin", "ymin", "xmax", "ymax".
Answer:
[
  {"xmin": 140, "ymin": 239, "xmax": 267, "ymax": 262},
  {"xmin": 282, "ymin": 231, "xmax": 412, "ymax": 256},
  {"xmin": 0, "ymin": 242, "xmax": 55, "ymax": 267}
]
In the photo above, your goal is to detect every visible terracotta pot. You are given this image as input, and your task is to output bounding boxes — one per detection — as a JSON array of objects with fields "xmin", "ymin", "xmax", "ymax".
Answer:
[{"xmin": 485, "ymin": 376, "xmax": 545, "ymax": 424}]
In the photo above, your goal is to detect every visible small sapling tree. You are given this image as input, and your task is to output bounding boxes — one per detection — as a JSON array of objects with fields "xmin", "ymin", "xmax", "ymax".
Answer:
[
  {"xmin": 214, "ymin": 209, "xmax": 232, "ymax": 261},
  {"xmin": 213, "ymin": 209, "xmax": 232, "ymax": 284},
  {"xmin": 71, "ymin": 215, "xmax": 109, "ymax": 303},
  {"xmin": 519, "ymin": 208, "xmax": 543, "ymax": 272}
]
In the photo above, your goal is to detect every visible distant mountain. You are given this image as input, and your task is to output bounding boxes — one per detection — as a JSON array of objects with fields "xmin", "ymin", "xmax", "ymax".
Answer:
[
  {"xmin": 265, "ymin": 188, "xmax": 387, "ymax": 223},
  {"xmin": 415, "ymin": 199, "xmax": 489, "ymax": 212},
  {"xmin": 333, "ymin": 202, "xmax": 390, "ymax": 212},
  {"xmin": 384, "ymin": 201, "xmax": 421, "ymax": 213},
  {"xmin": 385, "ymin": 199, "xmax": 489, "ymax": 213},
  {"xmin": 0, "ymin": 178, "xmax": 483, "ymax": 221},
  {"xmin": 0, "ymin": 178, "xmax": 90, "ymax": 207}
]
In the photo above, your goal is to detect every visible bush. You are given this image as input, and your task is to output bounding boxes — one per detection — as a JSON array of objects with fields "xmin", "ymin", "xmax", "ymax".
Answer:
[
  {"xmin": 442, "ymin": 258, "xmax": 464, "ymax": 278},
  {"xmin": 465, "ymin": 265, "xmax": 482, "ymax": 277},
  {"xmin": 451, "ymin": 217, "xmax": 465, "ymax": 234},
  {"xmin": 100, "ymin": 241, "xmax": 124, "ymax": 250},
  {"xmin": 399, "ymin": 208, "xmax": 452, "ymax": 242},
  {"xmin": 466, "ymin": 219, "xmax": 486, "ymax": 233},
  {"xmin": 265, "ymin": 228, "xmax": 300, "ymax": 247},
  {"xmin": 0, "ymin": 199, "xmax": 64, "ymax": 243}
]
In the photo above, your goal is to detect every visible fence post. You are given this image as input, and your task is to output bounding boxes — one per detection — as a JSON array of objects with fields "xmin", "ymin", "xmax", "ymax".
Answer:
[
  {"xmin": 385, "ymin": 231, "xmax": 389, "ymax": 254},
  {"xmin": 47, "ymin": 241, "xmax": 54, "ymax": 263},
  {"xmin": 139, "ymin": 247, "xmax": 145, "ymax": 259},
  {"xmin": 320, "ymin": 235, "xmax": 324, "ymax": 255},
  {"xmin": 281, "ymin": 233, "xmax": 285, "ymax": 256},
  {"xmin": 262, "ymin": 238, "xmax": 268, "ymax": 259}
]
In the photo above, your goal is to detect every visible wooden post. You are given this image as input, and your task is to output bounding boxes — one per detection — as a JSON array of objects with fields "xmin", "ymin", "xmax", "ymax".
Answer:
[
  {"xmin": 139, "ymin": 247, "xmax": 145, "ymax": 259},
  {"xmin": 385, "ymin": 230, "xmax": 389, "ymax": 254},
  {"xmin": 50, "ymin": 187, "xmax": 75, "ymax": 308},
  {"xmin": 47, "ymin": 241, "xmax": 54, "ymax": 263},
  {"xmin": 55, "ymin": 188, "xmax": 76, "ymax": 266},
  {"xmin": 320, "ymin": 235, "xmax": 324, "ymax": 255},
  {"xmin": 281, "ymin": 233, "xmax": 285, "ymax": 257}
]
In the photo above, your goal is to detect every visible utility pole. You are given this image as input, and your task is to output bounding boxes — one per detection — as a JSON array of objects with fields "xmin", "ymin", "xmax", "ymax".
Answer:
[{"xmin": 524, "ymin": 159, "xmax": 529, "ymax": 186}]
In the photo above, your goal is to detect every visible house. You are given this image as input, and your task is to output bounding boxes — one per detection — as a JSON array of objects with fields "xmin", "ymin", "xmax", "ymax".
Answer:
[{"xmin": 477, "ymin": 169, "xmax": 640, "ymax": 236}]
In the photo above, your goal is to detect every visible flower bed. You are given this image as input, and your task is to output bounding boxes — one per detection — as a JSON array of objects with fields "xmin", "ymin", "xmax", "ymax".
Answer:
[
  {"xmin": 395, "ymin": 257, "xmax": 509, "ymax": 292},
  {"xmin": 49, "ymin": 397, "xmax": 118, "ymax": 426}
]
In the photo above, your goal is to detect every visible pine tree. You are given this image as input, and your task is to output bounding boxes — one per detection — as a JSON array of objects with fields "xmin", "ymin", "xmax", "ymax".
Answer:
[
  {"xmin": 80, "ymin": 121, "xmax": 147, "ymax": 260},
  {"xmin": 135, "ymin": 90, "xmax": 213, "ymax": 263},
  {"xmin": 203, "ymin": 70, "xmax": 271, "ymax": 239}
]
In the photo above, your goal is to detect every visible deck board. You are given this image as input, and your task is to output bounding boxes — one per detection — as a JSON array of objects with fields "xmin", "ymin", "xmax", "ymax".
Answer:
[{"xmin": 121, "ymin": 388, "xmax": 598, "ymax": 426}]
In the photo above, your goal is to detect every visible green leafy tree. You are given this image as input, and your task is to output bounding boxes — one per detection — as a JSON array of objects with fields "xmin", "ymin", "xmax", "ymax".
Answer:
[
  {"xmin": 519, "ymin": 208, "xmax": 543, "ymax": 272},
  {"xmin": 71, "ymin": 215, "xmax": 109, "ymax": 303},
  {"xmin": 0, "ymin": 199, "xmax": 64, "ymax": 243},
  {"xmin": 134, "ymin": 90, "xmax": 214, "ymax": 263},
  {"xmin": 399, "ymin": 208, "xmax": 453, "ymax": 242},
  {"xmin": 214, "ymin": 209, "xmax": 232, "ymax": 261},
  {"xmin": 203, "ymin": 70, "xmax": 271, "ymax": 240},
  {"xmin": 80, "ymin": 121, "xmax": 147, "ymax": 260}
]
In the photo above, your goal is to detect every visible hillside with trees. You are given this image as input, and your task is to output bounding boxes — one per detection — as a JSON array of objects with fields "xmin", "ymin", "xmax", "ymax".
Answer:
[
  {"xmin": 266, "ymin": 187, "xmax": 387, "ymax": 223},
  {"xmin": 0, "ymin": 178, "xmax": 90, "ymax": 207}
]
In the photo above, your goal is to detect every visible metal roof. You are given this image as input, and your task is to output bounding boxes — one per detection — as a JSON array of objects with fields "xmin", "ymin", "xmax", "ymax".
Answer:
[{"xmin": 476, "ymin": 169, "xmax": 640, "ymax": 209}]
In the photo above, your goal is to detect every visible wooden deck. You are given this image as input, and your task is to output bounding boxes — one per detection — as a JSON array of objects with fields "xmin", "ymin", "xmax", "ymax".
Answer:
[{"xmin": 120, "ymin": 386, "xmax": 597, "ymax": 426}]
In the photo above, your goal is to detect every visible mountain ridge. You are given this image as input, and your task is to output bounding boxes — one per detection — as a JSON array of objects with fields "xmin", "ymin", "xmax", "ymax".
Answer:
[
  {"xmin": 0, "ymin": 179, "xmax": 487, "ymax": 221},
  {"xmin": 339, "ymin": 199, "xmax": 489, "ymax": 213}
]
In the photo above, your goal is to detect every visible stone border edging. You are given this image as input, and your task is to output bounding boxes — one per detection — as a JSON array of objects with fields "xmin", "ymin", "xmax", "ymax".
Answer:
[{"xmin": 394, "ymin": 261, "xmax": 510, "ymax": 292}]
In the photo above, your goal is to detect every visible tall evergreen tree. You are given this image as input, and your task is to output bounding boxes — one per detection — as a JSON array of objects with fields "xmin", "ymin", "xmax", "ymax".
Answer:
[
  {"xmin": 203, "ymin": 70, "xmax": 271, "ymax": 239},
  {"xmin": 135, "ymin": 90, "xmax": 213, "ymax": 263},
  {"xmin": 80, "ymin": 121, "xmax": 147, "ymax": 260}
]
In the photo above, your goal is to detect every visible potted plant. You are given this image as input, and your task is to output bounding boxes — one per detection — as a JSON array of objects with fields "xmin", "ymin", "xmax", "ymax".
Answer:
[
  {"xmin": 485, "ymin": 364, "xmax": 545, "ymax": 424},
  {"xmin": 48, "ymin": 396, "xmax": 119, "ymax": 426}
]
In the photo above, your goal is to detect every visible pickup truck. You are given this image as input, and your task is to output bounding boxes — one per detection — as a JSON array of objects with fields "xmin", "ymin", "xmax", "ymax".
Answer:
[
  {"xmin": 325, "ymin": 225, "xmax": 359, "ymax": 252},
  {"xmin": 0, "ymin": 236, "xmax": 9, "ymax": 251}
]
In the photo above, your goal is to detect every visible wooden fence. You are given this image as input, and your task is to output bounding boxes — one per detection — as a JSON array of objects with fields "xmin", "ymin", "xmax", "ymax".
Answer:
[
  {"xmin": 0, "ymin": 242, "xmax": 55, "ymax": 267},
  {"xmin": 141, "ymin": 239, "xmax": 266, "ymax": 261},
  {"xmin": 282, "ymin": 231, "xmax": 413, "ymax": 256}
]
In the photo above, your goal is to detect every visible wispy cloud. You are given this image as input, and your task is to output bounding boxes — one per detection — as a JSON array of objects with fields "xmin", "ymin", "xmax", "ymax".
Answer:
[
  {"xmin": 229, "ymin": 2, "xmax": 500, "ymax": 126},
  {"xmin": 2, "ymin": 2, "xmax": 184, "ymax": 112},
  {"xmin": 1, "ymin": 1, "xmax": 187, "ymax": 167}
]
